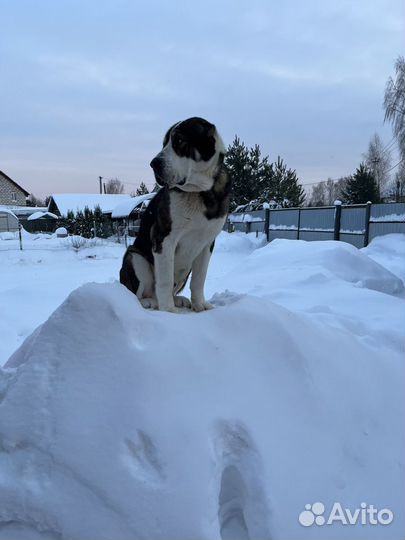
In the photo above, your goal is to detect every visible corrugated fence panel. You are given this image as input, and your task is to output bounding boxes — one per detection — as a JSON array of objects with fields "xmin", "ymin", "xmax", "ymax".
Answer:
[
  {"xmin": 339, "ymin": 233, "xmax": 365, "ymax": 248},
  {"xmin": 232, "ymin": 222, "xmax": 246, "ymax": 232},
  {"xmin": 299, "ymin": 207, "xmax": 335, "ymax": 232},
  {"xmin": 248, "ymin": 210, "xmax": 266, "ymax": 221},
  {"xmin": 250, "ymin": 221, "xmax": 265, "ymax": 233},
  {"xmin": 227, "ymin": 202, "xmax": 405, "ymax": 244},
  {"xmin": 268, "ymin": 209, "xmax": 299, "ymax": 241},
  {"xmin": 299, "ymin": 231, "xmax": 335, "ymax": 241},
  {"xmin": 369, "ymin": 222, "xmax": 405, "ymax": 241},
  {"xmin": 269, "ymin": 209, "xmax": 299, "ymax": 229},
  {"xmin": 370, "ymin": 202, "xmax": 405, "ymax": 221},
  {"xmin": 340, "ymin": 206, "xmax": 366, "ymax": 233},
  {"xmin": 369, "ymin": 202, "xmax": 405, "ymax": 241},
  {"xmin": 268, "ymin": 230, "xmax": 298, "ymax": 241}
]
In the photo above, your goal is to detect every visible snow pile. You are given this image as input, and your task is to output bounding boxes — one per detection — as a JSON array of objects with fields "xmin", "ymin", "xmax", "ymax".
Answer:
[
  {"xmin": 27, "ymin": 211, "xmax": 58, "ymax": 221},
  {"xmin": 0, "ymin": 238, "xmax": 404, "ymax": 538},
  {"xmin": 362, "ymin": 234, "xmax": 405, "ymax": 284}
]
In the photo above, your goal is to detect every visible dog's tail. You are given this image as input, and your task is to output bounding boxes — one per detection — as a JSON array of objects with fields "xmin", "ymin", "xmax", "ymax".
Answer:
[{"xmin": 119, "ymin": 248, "xmax": 140, "ymax": 296}]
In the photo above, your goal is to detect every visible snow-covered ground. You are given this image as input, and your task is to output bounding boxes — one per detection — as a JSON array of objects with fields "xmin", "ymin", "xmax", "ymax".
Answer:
[{"xmin": 0, "ymin": 231, "xmax": 404, "ymax": 539}]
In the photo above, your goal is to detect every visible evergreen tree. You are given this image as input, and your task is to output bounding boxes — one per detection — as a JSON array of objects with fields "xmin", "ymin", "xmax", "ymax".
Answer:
[
  {"xmin": 82, "ymin": 206, "xmax": 94, "ymax": 238},
  {"xmin": 225, "ymin": 137, "xmax": 260, "ymax": 209},
  {"xmin": 265, "ymin": 157, "xmax": 306, "ymax": 207},
  {"xmin": 343, "ymin": 163, "xmax": 380, "ymax": 204},
  {"xmin": 225, "ymin": 136, "xmax": 305, "ymax": 208},
  {"xmin": 135, "ymin": 182, "xmax": 149, "ymax": 196}
]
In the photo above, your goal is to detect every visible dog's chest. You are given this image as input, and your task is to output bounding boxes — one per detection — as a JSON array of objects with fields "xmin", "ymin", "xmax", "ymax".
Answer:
[{"xmin": 169, "ymin": 191, "xmax": 224, "ymax": 265}]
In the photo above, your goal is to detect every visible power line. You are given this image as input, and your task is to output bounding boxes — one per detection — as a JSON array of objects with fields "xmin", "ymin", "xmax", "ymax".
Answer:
[
  {"xmin": 385, "ymin": 158, "xmax": 404, "ymax": 174},
  {"xmin": 381, "ymin": 138, "xmax": 397, "ymax": 155}
]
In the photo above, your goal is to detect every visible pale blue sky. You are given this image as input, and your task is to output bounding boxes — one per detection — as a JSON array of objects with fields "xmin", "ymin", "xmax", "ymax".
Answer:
[{"xmin": 1, "ymin": 0, "xmax": 404, "ymax": 198}]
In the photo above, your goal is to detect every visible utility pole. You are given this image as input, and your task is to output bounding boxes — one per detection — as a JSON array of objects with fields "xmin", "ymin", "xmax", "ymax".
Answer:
[
  {"xmin": 99, "ymin": 176, "xmax": 103, "ymax": 194},
  {"xmin": 371, "ymin": 158, "xmax": 380, "ymax": 198}
]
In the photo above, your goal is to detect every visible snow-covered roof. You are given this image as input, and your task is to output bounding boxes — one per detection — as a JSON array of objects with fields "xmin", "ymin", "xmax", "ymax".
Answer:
[
  {"xmin": 111, "ymin": 193, "xmax": 155, "ymax": 219},
  {"xmin": 49, "ymin": 194, "xmax": 131, "ymax": 216},
  {"xmin": 6, "ymin": 206, "xmax": 48, "ymax": 217},
  {"xmin": 27, "ymin": 211, "xmax": 58, "ymax": 221}
]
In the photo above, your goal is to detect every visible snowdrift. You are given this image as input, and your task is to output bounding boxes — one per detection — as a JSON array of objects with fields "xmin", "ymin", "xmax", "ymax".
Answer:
[{"xmin": 0, "ymin": 236, "xmax": 404, "ymax": 539}]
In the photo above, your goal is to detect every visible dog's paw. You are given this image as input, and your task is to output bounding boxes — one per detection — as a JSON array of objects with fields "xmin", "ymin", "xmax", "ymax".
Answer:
[
  {"xmin": 191, "ymin": 300, "xmax": 214, "ymax": 312},
  {"xmin": 140, "ymin": 297, "xmax": 158, "ymax": 309},
  {"xmin": 160, "ymin": 305, "xmax": 181, "ymax": 313},
  {"xmin": 174, "ymin": 295, "xmax": 191, "ymax": 308}
]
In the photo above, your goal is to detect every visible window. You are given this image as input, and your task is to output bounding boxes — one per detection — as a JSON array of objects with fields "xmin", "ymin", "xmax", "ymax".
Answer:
[{"xmin": 11, "ymin": 192, "xmax": 17, "ymax": 202}]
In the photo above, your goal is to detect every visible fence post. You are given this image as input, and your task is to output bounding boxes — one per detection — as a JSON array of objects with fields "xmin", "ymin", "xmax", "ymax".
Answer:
[
  {"xmin": 364, "ymin": 202, "xmax": 372, "ymax": 246},
  {"xmin": 264, "ymin": 208, "xmax": 270, "ymax": 242},
  {"xmin": 334, "ymin": 202, "xmax": 342, "ymax": 241},
  {"xmin": 18, "ymin": 223, "xmax": 23, "ymax": 251},
  {"xmin": 245, "ymin": 221, "xmax": 251, "ymax": 234},
  {"xmin": 297, "ymin": 208, "xmax": 301, "ymax": 240}
]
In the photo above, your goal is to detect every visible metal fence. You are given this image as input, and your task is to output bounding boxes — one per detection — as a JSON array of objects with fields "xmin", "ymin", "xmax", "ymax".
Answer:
[{"xmin": 226, "ymin": 202, "xmax": 405, "ymax": 247}]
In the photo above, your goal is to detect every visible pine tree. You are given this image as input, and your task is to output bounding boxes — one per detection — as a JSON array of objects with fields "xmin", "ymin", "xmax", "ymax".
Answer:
[
  {"xmin": 135, "ymin": 182, "xmax": 149, "ymax": 196},
  {"xmin": 265, "ymin": 157, "xmax": 306, "ymax": 207},
  {"xmin": 225, "ymin": 136, "xmax": 306, "ymax": 208},
  {"xmin": 343, "ymin": 163, "xmax": 380, "ymax": 204},
  {"xmin": 225, "ymin": 137, "xmax": 260, "ymax": 209},
  {"xmin": 93, "ymin": 205, "xmax": 106, "ymax": 238}
]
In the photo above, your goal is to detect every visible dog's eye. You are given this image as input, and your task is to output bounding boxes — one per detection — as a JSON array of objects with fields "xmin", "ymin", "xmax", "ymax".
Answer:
[{"xmin": 173, "ymin": 135, "xmax": 184, "ymax": 146}]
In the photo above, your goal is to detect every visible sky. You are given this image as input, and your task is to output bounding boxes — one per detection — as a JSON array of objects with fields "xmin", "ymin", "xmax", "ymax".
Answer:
[{"xmin": 1, "ymin": 0, "xmax": 404, "ymax": 199}]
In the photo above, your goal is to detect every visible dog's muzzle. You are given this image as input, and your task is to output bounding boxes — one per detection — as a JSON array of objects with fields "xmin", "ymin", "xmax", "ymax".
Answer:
[{"xmin": 150, "ymin": 156, "xmax": 165, "ymax": 186}]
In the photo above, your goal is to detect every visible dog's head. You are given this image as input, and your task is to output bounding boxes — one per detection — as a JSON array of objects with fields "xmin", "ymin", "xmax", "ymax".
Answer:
[{"xmin": 150, "ymin": 117, "xmax": 225, "ymax": 192}]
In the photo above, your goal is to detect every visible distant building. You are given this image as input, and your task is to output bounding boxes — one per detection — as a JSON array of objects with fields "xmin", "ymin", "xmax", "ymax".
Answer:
[
  {"xmin": 47, "ymin": 193, "xmax": 131, "ymax": 216},
  {"xmin": 0, "ymin": 170, "xmax": 29, "ymax": 206}
]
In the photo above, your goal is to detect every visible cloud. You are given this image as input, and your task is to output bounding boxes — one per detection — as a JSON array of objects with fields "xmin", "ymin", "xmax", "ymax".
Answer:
[{"xmin": 36, "ymin": 54, "xmax": 176, "ymax": 99}]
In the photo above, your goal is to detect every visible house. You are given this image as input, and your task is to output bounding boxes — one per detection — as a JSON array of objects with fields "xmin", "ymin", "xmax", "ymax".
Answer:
[
  {"xmin": 47, "ymin": 193, "xmax": 131, "ymax": 216},
  {"xmin": 0, "ymin": 170, "xmax": 29, "ymax": 206},
  {"xmin": 47, "ymin": 193, "xmax": 133, "ymax": 238}
]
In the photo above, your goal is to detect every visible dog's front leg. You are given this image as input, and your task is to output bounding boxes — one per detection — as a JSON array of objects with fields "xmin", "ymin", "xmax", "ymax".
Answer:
[
  {"xmin": 190, "ymin": 243, "xmax": 214, "ymax": 312},
  {"xmin": 153, "ymin": 241, "xmax": 176, "ymax": 312}
]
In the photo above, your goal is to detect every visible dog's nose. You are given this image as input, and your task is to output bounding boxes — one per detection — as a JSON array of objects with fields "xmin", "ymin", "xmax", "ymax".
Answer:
[{"xmin": 150, "ymin": 156, "xmax": 162, "ymax": 172}]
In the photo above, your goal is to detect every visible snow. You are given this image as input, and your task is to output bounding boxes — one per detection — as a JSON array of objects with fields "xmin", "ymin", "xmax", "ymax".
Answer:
[
  {"xmin": 49, "ymin": 194, "xmax": 131, "ymax": 216},
  {"xmin": 111, "ymin": 193, "xmax": 155, "ymax": 219},
  {"xmin": 369, "ymin": 213, "xmax": 405, "ymax": 222},
  {"xmin": 269, "ymin": 224, "xmax": 297, "ymax": 230},
  {"xmin": 229, "ymin": 214, "xmax": 263, "ymax": 223},
  {"xmin": 361, "ymin": 233, "xmax": 405, "ymax": 284},
  {"xmin": 27, "ymin": 211, "xmax": 58, "ymax": 221},
  {"xmin": 0, "ymin": 232, "xmax": 404, "ymax": 539},
  {"xmin": 0, "ymin": 207, "xmax": 18, "ymax": 219}
]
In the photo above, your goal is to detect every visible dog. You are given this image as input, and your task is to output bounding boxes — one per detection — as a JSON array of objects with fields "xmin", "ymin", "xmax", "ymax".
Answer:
[{"xmin": 119, "ymin": 117, "xmax": 231, "ymax": 312}]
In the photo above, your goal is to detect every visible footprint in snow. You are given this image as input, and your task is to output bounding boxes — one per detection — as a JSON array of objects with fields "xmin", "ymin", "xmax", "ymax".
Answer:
[
  {"xmin": 212, "ymin": 420, "xmax": 271, "ymax": 540},
  {"xmin": 122, "ymin": 430, "xmax": 165, "ymax": 484}
]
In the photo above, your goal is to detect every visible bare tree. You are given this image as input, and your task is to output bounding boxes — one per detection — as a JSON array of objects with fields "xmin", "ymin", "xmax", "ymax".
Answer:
[
  {"xmin": 309, "ymin": 182, "xmax": 326, "ymax": 206},
  {"xmin": 105, "ymin": 178, "xmax": 124, "ymax": 194},
  {"xmin": 363, "ymin": 133, "xmax": 392, "ymax": 196},
  {"xmin": 334, "ymin": 177, "xmax": 350, "ymax": 202},
  {"xmin": 27, "ymin": 193, "xmax": 46, "ymax": 207},
  {"xmin": 386, "ymin": 161, "xmax": 405, "ymax": 202},
  {"xmin": 325, "ymin": 178, "xmax": 336, "ymax": 205},
  {"xmin": 384, "ymin": 56, "xmax": 405, "ymax": 160}
]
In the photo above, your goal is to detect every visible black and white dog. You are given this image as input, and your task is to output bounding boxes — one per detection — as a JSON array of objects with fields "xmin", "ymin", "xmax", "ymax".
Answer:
[{"xmin": 119, "ymin": 117, "xmax": 231, "ymax": 312}]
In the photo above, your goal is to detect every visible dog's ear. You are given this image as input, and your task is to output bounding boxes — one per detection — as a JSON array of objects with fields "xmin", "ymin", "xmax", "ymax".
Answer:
[
  {"xmin": 163, "ymin": 123, "xmax": 178, "ymax": 147},
  {"xmin": 207, "ymin": 123, "xmax": 216, "ymax": 138}
]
